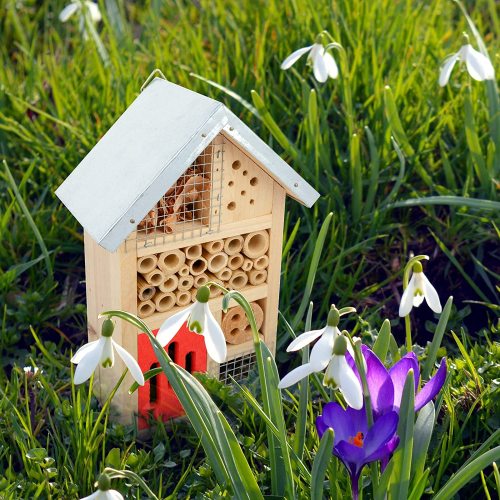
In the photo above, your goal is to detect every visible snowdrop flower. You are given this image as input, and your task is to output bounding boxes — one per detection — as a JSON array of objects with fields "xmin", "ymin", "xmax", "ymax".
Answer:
[
  {"xmin": 80, "ymin": 473, "xmax": 123, "ymax": 500},
  {"xmin": 281, "ymin": 38, "xmax": 340, "ymax": 83},
  {"xmin": 439, "ymin": 43, "xmax": 495, "ymax": 86},
  {"xmin": 23, "ymin": 366, "xmax": 40, "ymax": 377},
  {"xmin": 71, "ymin": 318, "xmax": 145, "ymax": 386},
  {"xmin": 156, "ymin": 286, "xmax": 227, "ymax": 363},
  {"xmin": 278, "ymin": 305, "xmax": 355, "ymax": 389},
  {"xmin": 399, "ymin": 261, "xmax": 442, "ymax": 317},
  {"xmin": 323, "ymin": 335, "xmax": 363, "ymax": 409},
  {"xmin": 59, "ymin": 1, "xmax": 102, "ymax": 24}
]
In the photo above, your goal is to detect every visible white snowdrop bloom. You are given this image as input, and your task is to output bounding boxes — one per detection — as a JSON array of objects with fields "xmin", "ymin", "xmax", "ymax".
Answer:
[
  {"xmin": 281, "ymin": 42, "xmax": 339, "ymax": 83},
  {"xmin": 71, "ymin": 319, "xmax": 144, "ymax": 386},
  {"xmin": 59, "ymin": 1, "xmax": 102, "ymax": 24},
  {"xmin": 80, "ymin": 474, "xmax": 124, "ymax": 500},
  {"xmin": 399, "ymin": 261, "xmax": 442, "ymax": 317},
  {"xmin": 439, "ymin": 44, "xmax": 495, "ymax": 86},
  {"xmin": 323, "ymin": 336, "xmax": 363, "ymax": 410},
  {"xmin": 156, "ymin": 286, "xmax": 227, "ymax": 363}
]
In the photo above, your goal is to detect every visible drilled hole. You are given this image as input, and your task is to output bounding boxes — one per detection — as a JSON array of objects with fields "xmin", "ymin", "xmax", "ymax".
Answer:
[
  {"xmin": 228, "ymin": 180, "xmax": 234, "ymax": 187},
  {"xmin": 232, "ymin": 160, "xmax": 241, "ymax": 170},
  {"xmin": 250, "ymin": 199, "xmax": 255, "ymax": 205},
  {"xmin": 250, "ymin": 177, "xmax": 258, "ymax": 186},
  {"xmin": 227, "ymin": 201, "xmax": 236, "ymax": 211},
  {"xmin": 243, "ymin": 170, "xmax": 248, "ymax": 176},
  {"xmin": 241, "ymin": 190, "xmax": 246, "ymax": 196}
]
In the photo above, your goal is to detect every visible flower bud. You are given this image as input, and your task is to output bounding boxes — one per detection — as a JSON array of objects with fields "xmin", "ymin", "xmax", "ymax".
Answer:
[
  {"xmin": 101, "ymin": 318, "xmax": 114, "ymax": 338},
  {"xmin": 327, "ymin": 306, "xmax": 340, "ymax": 327},
  {"xmin": 333, "ymin": 335, "xmax": 348, "ymax": 355},
  {"xmin": 97, "ymin": 473, "xmax": 111, "ymax": 491},
  {"xmin": 196, "ymin": 286, "xmax": 210, "ymax": 303}
]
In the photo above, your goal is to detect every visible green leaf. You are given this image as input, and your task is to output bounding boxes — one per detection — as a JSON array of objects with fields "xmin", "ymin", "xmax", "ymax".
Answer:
[
  {"xmin": 129, "ymin": 367, "xmax": 163, "ymax": 394},
  {"xmin": 374, "ymin": 459, "xmax": 395, "ymax": 500},
  {"xmin": 372, "ymin": 319, "xmax": 391, "ymax": 363},
  {"xmin": 384, "ymin": 195, "xmax": 500, "ymax": 212},
  {"xmin": 383, "ymin": 86, "xmax": 414, "ymax": 156},
  {"xmin": 410, "ymin": 402, "xmax": 435, "ymax": 485},
  {"xmin": 311, "ymin": 429, "xmax": 334, "ymax": 500}
]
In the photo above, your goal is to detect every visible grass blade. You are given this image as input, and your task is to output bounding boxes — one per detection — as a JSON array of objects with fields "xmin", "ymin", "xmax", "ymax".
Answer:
[{"xmin": 311, "ymin": 429, "xmax": 334, "ymax": 500}]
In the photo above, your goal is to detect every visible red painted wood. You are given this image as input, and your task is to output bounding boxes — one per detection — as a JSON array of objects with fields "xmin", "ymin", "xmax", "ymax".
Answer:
[{"xmin": 137, "ymin": 322, "xmax": 207, "ymax": 429}]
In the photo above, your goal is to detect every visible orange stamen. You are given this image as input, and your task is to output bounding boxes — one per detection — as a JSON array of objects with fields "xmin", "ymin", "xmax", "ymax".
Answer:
[{"xmin": 349, "ymin": 431, "xmax": 364, "ymax": 448}]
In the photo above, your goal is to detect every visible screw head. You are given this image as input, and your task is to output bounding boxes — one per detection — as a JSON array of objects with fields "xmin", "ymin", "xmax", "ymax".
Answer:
[
  {"xmin": 294, "ymin": 182, "xmax": 299, "ymax": 187},
  {"xmin": 130, "ymin": 218, "xmax": 135, "ymax": 224}
]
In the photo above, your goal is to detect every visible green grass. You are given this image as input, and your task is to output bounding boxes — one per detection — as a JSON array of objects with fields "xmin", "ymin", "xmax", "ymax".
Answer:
[{"xmin": 0, "ymin": 0, "xmax": 499, "ymax": 497}]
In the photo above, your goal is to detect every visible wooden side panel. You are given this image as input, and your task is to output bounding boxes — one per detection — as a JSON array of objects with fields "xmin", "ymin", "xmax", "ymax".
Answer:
[
  {"xmin": 220, "ymin": 140, "xmax": 274, "ymax": 225},
  {"xmin": 84, "ymin": 231, "xmax": 138, "ymax": 425}
]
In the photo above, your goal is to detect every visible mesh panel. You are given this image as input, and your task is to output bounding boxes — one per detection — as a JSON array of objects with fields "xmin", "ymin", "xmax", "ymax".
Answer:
[
  {"xmin": 136, "ymin": 136, "xmax": 224, "ymax": 248},
  {"xmin": 218, "ymin": 352, "xmax": 257, "ymax": 383}
]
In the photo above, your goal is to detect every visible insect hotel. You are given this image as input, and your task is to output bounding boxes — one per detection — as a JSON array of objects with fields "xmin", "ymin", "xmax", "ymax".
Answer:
[{"xmin": 56, "ymin": 77, "xmax": 319, "ymax": 427}]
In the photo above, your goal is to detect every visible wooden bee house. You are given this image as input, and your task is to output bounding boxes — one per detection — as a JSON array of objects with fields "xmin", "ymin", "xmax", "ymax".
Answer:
[{"xmin": 56, "ymin": 78, "xmax": 319, "ymax": 427}]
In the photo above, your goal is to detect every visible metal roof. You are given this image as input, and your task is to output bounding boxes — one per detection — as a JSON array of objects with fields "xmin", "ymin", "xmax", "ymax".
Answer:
[{"xmin": 55, "ymin": 78, "xmax": 320, "ymax": 251}]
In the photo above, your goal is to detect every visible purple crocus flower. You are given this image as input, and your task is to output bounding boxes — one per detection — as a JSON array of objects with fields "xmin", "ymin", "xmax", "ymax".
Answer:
[
  {"xmin": 317, "ymin": 404, "xmax": 400, "ymax": 499},
  {"xmin": 346, "ymin": 345, "xmax": 447, "ymax": 416}
]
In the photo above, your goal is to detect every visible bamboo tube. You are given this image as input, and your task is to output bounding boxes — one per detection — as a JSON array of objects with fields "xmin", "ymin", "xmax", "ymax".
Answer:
[
  {"xmin": 178, "ymin": 275, "xmax": 195, "ymax": 291},
  {"xmin": 187, "ymin": 257, "xmax": 208, "ymax": 276},
  {"xmin": 227, "ymin": 270, "xmax": 248, "ymax": 290},
  {"xmin": 190, "ymin": 288, "xmax": 198, "ymax": 302},
  {"xmin": 224, "ymin": 235, "xmax": 244, "ymax": 255},
  {"xmin": 227, "ymin": 253, "xmax": 244, "ymax": 270},
  {"xmin": 203, "ymin": 239, "xmax": 224, "ymax": 254},
  {"xmin": 194, "ymin": 273, "xmax": 209, "ymax": 288},
  {"xmin": 175, "ymin": 290, "xmax": 192, "ymax": 307},
  {"xmin": 222, "ymin": 302, "xmax": 264, "ymax": 344},
  {"xmin": 215, "ymin": 267, "xmax": 232, "ymax": 281},
  {"xmin": 248, "ymin": 269, "xmax": 268, "ymax": 286},
  {"xmin": 137, "ymin": 255, "xmax": 158, "ymax": 274},
  {"xmin": 185, "ymin": 244, "xmax": 202, "ymax": 260},
  {"xmin": 158, "ymin": 249, "xmax": 185, "ymax": 276},
  {"xmin": 137, "ymin": 300, "xmax": 155, "ymax": 318},
  {"xmin": 137, "ymin": 275, "xmax": 156, "ymax": 301},
  {"xmin": 242, "ymin": 258, "xmax": 253, "ymax": 272},
  {"xmin": 143, "ymin": 268, "xmax": 165, "ymax": 286},
  {"xmin": 205, "ymin": 251, "xmax": 228, "ymax": 273},
  {"xmin": 253, "ymin": 255, "xmax": 269, "ymax": 271},
  {"xmin": 159, "ymin": 274, "xmax": 179, "ymax": 293},
  {"xmin": 154, "ymin": 292, "xmax": 176, "ymax": 312},
  {"xmin": 206, "ymin": 274, "xmax": 223, "ymax": 297},
  {"xmin": 242, "ymin": 230, "xmax": 269, "ymax": 258},
  {"xmin": 178, "ymin": 264, "xmax": 190, "ymax": 277}
]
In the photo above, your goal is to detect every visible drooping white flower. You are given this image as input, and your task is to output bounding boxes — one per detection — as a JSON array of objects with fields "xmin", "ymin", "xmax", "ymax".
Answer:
[
  {"xmin": 80, "ymin": 473, "xmax": 124, "ymax": 500},
  {"xmin": 399, "ymin": 262, "xmax": 442, "ymax": 317},
  {"xmin": 59, "ymin": 1, "xmax": 102, "ymax": 24},
  {"xmin": 323, "ymin": 336, "xmax": 363, "ymax": 409},
  {"xmin": 156, "ymin": 286, "xmax": 227, "ymax": 363},
  {"xmin": 281, "ymin": 42, "xmax": 339, "ymax": 83},
  {"xmin": 71, "ymin": 319, "xmax": 145, "ymax": 386},
  {"xmin": 439, "ymin": 43, "xmax": 495, "ymax": 86}
]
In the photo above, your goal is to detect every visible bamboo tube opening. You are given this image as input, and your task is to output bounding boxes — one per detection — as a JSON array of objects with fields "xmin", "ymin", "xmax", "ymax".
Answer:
[
  {"xmin": 243, "ymin": 231, "xmax": 269, "ymax": 258},
  {"xmin": 178, "ymin": 275, "xmax": 195, "ymax": 291},
  {"xmin": 155, "ymin": 292, "xmax": 176, "ymax": 312},
  {"xmin": 215, "ymin": 267, "xmax": 232, "ymax": 281},
  {"xmin": 253, "ymin": 255, "xmax": 269, "ymax": 271},
  {"xmin": 249, "ymin": 269, "xmax": 268, "ymax": 286},
  {"xmin": 159, "ymin": 274, "xmax": 179, "ymax": 293},
  {"xmin": 194, "ymin": 273, "xmax": 209, "ymax": 288},
  {"xmin": 137, "ymin": 300, "xmax": 155, "ymax": 318},
  {"xmin": 158, "ymin": 249, "xmax": 185, "ymax": 275},
  {"xmin": 137, "ymin": 275, "xmax": 156, "ymax": 301},
  {"xmin": 176, "ymin": 290, "xmax": 192, "ymax": 307},
  {"xmin": 206, "ymin": 252, "xmax": 228, "ymax": 273},
  {"xmin": 137, "ymin": 255, "xmax": 158, "ymax": 274},
  {"xmin": 203, "ymin": 240, "xmax": 224, "ymax": 254},
  {"xmin": 228, "ymin": 270, "xmax": 248, "ymax": 290},
  {"xmin": 224, "ymin": 235, "xmax": 244, "ymax": 255},
  {"xmin": 143, "ymin": 268, "xmax": 165, "ymax": 286},
  {"xmin": 188, "ymin": 257, "xmax": 208, "ymax": 276},
  {"xmin": 227, "ymin": 253, "xmax": 244, "ymax": 270},
  {"xmin": 178, "ymin": 264, "xmax": 190, "ymax": 277},
  {"xmin": 190, "ymin": 288, "xmax": 198, "ymax": 302},
  {"xmin": 242, "ymin": 258, "xmax": 253, "ymax": 272},
  {"xmin": 185, "ymin": 244, "xmax": 202, "ymax": 260}
]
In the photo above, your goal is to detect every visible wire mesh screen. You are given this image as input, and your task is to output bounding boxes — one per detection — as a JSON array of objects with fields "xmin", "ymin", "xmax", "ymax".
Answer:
[
  {"xmin": 218, "ymin": 352, "xmax": 257, "ymax": 383},
  {"xmin": 136, "ymin": 136, "xmax": 224, "ymax": 248}
]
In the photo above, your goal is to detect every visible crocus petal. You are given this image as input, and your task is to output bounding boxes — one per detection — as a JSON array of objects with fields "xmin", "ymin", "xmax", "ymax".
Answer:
[
  {"xmin": 287, "ymin": 328, "xmax": 325, "ymax": 352},
  {"xmin": 310, "ymin": 326, "xmax": 337, "ymax": 371},
  {"xmin": 280, "ymin": 45, "xmax": 312, "ymax": 70},
  {"xmin": 312, "ymin": 47, "xmax": 328, "ymax": 83},
  {"xmin": 73, "ymin": 338, "xmax": 105, "ymax": 384},
  {"xmin": 71, "ymin": 339, "xmax": 100, "ymax": 364},
  {"xmin": 464, "ymin": 45, "xmax": 495, "ymax": 81},
  {"xmin": 365, "ymin": 435, "xmax": 400, "ymax": 464},
  {"xmin": 316, "ymin": 402, "xmax": 352, "ymax": 443},
  {"xmin": 415, "ymin": 358, "xmax": 447, "ymax": 411},
  {"xmin": 278, "ymin": 363, "xmax": 315, "ymax": 389},
  {"xmin": 323, "ymin": 51, "xmax": 339, "ymax": 78},
  {"xmin": 389, "ymin": 353, "xmax": 419, "ymax": 410},
  {"xmin": 204, "ymin": 308, "xmax": 227, "ymax": 363},
  {"xmin": 113, "ymin": 340, "xmax": 145, "ymax": 386},
  {"xmin": 422, "ymin": 273, "xmax": 442, "ymax": 314},
  {"xmin": 84, "ymin": 1, "xmax": 102, "ymax": 22},
  {"xmin": 439, "ymin": 52, "xmax": 460, "ymax": 86},
  {"xmin": 156, "ymin": 307, "xmax": 192, "ymax": 346},
  {"xmin": 59, "ymin": 2, "xmax": 79, "ymax": 22},
  {"xmin": 335, "ymin": 440, "xmax": 365, "ymax": 471},
  {"xmin": 337, "ymin": 358, "xmax": 363, "ymax": 410},
  {"xmin": 363, "ymin": 410, "xmax": 399, "ymax": 457},
  {"xmin": 399, "ymin": 273, "xmax": 417, "ymax": 317}
]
